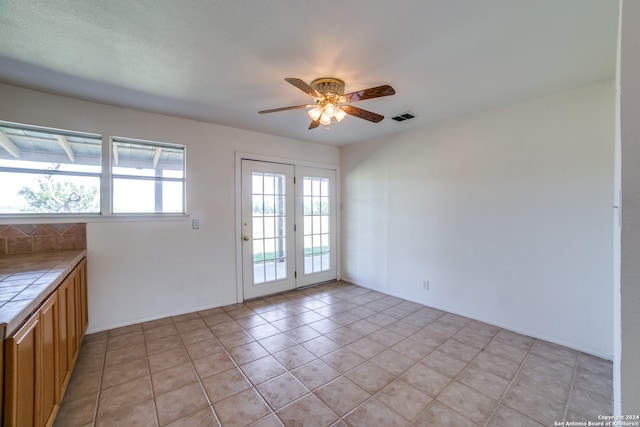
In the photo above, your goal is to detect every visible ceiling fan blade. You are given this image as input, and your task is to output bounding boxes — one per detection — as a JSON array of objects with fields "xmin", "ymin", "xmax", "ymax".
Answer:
[
  {"xmin": 344, "ymin": 85, "xmax": 395, "ymax": 103},
  {"xmin": 309, "ymin": 120, "xmax": 320, "ymax": 130},
  {"xmin": 285, "ymin": 78, "xmax": 322, "ymax": 99},
  {"xmin": 341, "ymin": 105, "xmax": 384, "ymax": 123},
  {"xmin": 258, "ymin": 104, "xmax": 314, "ymax": 114}
]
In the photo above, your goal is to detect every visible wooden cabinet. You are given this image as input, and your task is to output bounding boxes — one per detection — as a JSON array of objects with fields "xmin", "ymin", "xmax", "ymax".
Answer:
[
  {"xmin": 4, "ymin": 311, "xmax": 39, "ymax": 427},
  {"xmin": 2, "ymin": 257, "xmax": 87, "ymax": 427}
]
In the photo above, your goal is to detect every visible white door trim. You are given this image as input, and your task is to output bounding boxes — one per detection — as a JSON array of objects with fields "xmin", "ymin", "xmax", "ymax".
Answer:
[{"xmin": 234, "ymin": 152, "xmax": 340, "ymax": 302}]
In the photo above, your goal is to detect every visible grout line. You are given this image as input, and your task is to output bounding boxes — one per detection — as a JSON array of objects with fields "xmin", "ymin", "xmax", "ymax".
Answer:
[
  {"xmin": 563, "ymin": 351, "xmax": 581, "ymax": 422},
  {"xmin": 90, "ymin": 340, "xmax": 107, "ymax": 427},
  {"xmin": 140, "ymin": 328, "xmax": 161, "ymax": 427}
]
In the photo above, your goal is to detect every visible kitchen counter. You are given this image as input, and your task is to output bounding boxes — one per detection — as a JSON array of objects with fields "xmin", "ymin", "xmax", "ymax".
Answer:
[{"xmin": 0, "ymin": 249, "xmax": 87, "ymax": 339}]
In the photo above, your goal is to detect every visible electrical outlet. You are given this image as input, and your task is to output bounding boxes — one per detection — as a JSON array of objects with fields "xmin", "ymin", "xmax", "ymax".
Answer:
[
  {"xmin": 422, "ymin": 280, "xmax": 429, "ymax": 290},
  {"xmin": 192, "ymin": 219, "xmax": 200, "ymax": 229}
]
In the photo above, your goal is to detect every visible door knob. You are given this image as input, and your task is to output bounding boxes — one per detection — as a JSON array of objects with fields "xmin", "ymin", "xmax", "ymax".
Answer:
[{"xmin": 243, "ymin": 235, "xmax": 250, "ymax": 241}]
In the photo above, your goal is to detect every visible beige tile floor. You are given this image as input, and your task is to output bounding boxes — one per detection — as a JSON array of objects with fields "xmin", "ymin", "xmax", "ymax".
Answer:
[{"xmin": 54, "ymin": 281, "xmax": 613, "ymax": 427}]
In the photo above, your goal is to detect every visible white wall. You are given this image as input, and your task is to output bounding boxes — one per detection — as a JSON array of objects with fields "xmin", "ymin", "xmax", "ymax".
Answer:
[
  {"xmin": 619, "ymin": 0, "xmax": 640, "ymax": 412},
  {"xmin": 341, "ymin": 80, "xmax": 615, "ymax": 358},
  {"xmin": 0, "ymin": 83, "xmax": 339, "ymax": 333}
]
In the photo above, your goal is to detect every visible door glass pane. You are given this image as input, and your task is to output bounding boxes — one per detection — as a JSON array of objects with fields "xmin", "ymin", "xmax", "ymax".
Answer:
[
  {"xmin": 252, "ymin": 172, "xmax": 288, "ymax": 285},
  {"xmin": 264, "ymin": 239, "xmax": 275, "ymax": 260},
  {"xmin": 263, "ymin": 217, "xmax": 275, "ymax": 238},
  {"xmin": 254, "ymin": 262, "xmax": 266, "ymax": 284},
  {"xmin": 252, "ymin": 174, "xmax": 263, "ymax": 194},
  {"xmin": 253, "ymin": 218, "xmax": 264, "ymax": 239},
  {"xmin": 264, "ymin": 195, "xmax": 275, "ymax": 216},
  {"xmin": 275, "ymin": 195, "xmax": 286, "ymax": 215},
  {"xmin": 320, "ymin": 197, "xmax": 329, "ymax": 214},
  {"xmin": 321, "ymin": 216, "xmax": 329, "ymax": 233},
  {"xmin": 252, "ymin": 195, "xmax": 264, "ymax": 215},
  {"xmin": 321, "ymin": 254, "xmax": 330, "ymax": 270},
  {"xmin": 276, "ymin": 259, "xmax": 287, "ymax": 280},
  {"xmin": 303, "ymin": 176, "xmax": 331, "ymax": 275},
  {"xmin": 264, "ymin": 174, "xmax": 275, "ymax": 195},
  {"xmin": 320, "ymin": 179, "xmax": 329, "ymax": 196}
]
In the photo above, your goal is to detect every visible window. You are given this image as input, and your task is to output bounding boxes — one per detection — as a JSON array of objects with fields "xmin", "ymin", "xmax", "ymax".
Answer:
[
  {"xmin": 111, "ymin": 137, "xmax": 185, "ymax": 214},
  {"xmin": 0, "ymin": 121, "xmax": 187, "ymax": 217},
  {"xmin": 0, "ymin": 122, "xmax": 102, "ymax": 214}
]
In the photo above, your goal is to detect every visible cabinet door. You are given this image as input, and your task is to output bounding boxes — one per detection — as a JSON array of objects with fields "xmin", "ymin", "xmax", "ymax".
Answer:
[
  {"xmin": 57, "ymin": 277, "xmax": 69, "ymax": 393},
  {"xmin": 76, "ymin": 258, "xmax": 88, "ymax": 339},
  {"xmin": 4, "ymin": 313, "xmax": 40, "ymax": 427},
  {"xmin": 65, "ymin": 271, "xmax": 78, "ymax": 365},
  {"xmin": 40, "ymin": 293, "xmax": 59, "ymax": 427}
]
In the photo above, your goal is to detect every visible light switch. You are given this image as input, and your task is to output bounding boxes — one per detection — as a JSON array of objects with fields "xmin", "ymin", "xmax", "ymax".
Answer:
[{"xmin": 192, "ymin": 219, "xmax": 200, "ymax": 229}]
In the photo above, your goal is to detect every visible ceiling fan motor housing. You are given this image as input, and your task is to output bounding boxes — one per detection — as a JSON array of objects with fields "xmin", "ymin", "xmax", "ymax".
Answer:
[{"xmin": 311, "ymin": 78, "xmax": 345, "ymax": 97}]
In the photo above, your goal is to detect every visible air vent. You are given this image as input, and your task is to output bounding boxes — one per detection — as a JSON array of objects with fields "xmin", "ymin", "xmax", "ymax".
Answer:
[{"xmin": 391, "ymin": 112, "xmax": 416, "ymax": 122}]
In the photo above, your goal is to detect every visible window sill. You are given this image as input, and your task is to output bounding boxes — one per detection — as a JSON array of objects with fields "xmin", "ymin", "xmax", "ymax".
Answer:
[{"xmin": 0, "ymin": 213, "xmax": 190, "ymax": 225}]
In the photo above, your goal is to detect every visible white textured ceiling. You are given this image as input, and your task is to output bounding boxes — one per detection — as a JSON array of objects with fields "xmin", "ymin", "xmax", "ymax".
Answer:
[{"xmin": 0, "ymin": 1, "xmax": 619, "ymax": 146}]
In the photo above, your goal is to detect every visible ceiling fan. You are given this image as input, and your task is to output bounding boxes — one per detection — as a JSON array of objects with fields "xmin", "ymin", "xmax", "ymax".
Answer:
[{"xmin": 258, "ymin": 77, "xmax": 396, "ymax": 129}]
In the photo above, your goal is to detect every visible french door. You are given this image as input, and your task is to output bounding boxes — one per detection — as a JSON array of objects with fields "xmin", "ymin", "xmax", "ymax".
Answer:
[
  {"xmin": 241, "ymin": 159, "xmax": 337, "ymax": 299},
  {"xmin": 295, "ymin": 166, "xmax": 337, "ymax": 286}
]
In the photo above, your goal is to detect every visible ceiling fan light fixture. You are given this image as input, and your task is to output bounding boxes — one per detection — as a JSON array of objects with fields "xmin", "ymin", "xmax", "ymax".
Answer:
[
  {"xmin": 334, "ymin": 108, "xmax": 347, "ymax": 122},
  {"xmin": 308, "ymin": 105, "xmax": 324, "ymax": 121},
  {"xmin": 324, "ymin": 103, "xmax": 336, "ymax": 117},
  {"xmin": 319, "ymin": 112, "xmax": 331, "ymax": 126}
]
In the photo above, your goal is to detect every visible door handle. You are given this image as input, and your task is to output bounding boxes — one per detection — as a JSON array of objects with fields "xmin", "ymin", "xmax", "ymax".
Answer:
[{"xmin": 243, "ymin": 235, "xmax": 250, "ymax": 241}]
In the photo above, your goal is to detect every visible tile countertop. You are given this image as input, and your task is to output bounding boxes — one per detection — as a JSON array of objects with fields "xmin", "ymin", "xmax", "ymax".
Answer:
[{"xmin": 0, "ymin": 249, "xmax": 87, "ymax": 339}]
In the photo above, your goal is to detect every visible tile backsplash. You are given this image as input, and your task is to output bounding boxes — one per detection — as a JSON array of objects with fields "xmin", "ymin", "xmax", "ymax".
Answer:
[{"xmin": 0, "ymin": 223, "xmax": 86, "ymax": 256}]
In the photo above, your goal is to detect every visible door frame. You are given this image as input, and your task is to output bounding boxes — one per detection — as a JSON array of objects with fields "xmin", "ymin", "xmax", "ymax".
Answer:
[{"xmin": 234, "ymin": 152, "xmax": 340, "ymax": 302}]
